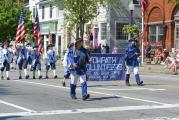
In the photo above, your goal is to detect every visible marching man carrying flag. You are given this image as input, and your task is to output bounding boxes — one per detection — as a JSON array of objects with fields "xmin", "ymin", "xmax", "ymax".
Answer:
[
  {"xmin": 15, "ymin": 11, "xmax": 30, "ymax": 79},
  {"xmin": 32, "ymin": 9, "xmax": 43, "ymax": 79}
]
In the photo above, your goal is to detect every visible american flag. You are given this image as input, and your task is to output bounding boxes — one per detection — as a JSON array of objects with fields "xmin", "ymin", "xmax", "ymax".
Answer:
[
  {"xmin": 15, "ymin": 11, "xmax": 25, "ymax": 44},
  {"xmin": 141, "ymin": 0, "xmax": 147, "ymax": 13},
  {"xmin": 34, "ymin": 10, "xmax": 43, "ymax": 55}
]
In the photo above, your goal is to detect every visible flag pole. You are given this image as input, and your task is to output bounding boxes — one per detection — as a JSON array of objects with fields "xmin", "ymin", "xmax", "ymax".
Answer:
[{"xmin": 141, "ymin": 11, "xmax": 144, "ymax": 65}]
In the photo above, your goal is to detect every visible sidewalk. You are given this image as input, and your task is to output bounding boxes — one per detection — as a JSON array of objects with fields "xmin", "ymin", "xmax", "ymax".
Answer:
[
  {"xmin": 57, "ymin": 61, "xmax": 179, "ymax": 75},
  {"xmin": 139, "ymin": 64, "xmax": 179, "ymax": 75}
]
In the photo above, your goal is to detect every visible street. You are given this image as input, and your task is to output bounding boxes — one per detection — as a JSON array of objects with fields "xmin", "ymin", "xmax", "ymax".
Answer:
[{"xmin": 0, "ymin": 67, "xmax": 179, "ymax": 120}]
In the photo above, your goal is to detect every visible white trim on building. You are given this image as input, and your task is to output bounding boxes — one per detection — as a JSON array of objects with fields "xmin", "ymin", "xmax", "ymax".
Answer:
[{"xmin": 28, "ymin": 0, "xmax": 65, "ymax": 57}]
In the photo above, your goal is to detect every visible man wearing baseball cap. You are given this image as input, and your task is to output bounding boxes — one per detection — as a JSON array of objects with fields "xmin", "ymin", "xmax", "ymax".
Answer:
[
  {"xmin": 67, "ymin": 38, "xmax": 90, "ymax": 100},
  {"xmin": 125, "ymin": 38, "xmax": 143, "ymax": 86}
]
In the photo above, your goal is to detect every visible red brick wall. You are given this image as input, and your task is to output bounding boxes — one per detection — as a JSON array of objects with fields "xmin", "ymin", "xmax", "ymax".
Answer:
[{"xmin": 144, "ymin": 0, "xmax": 177, "ymax": 50}]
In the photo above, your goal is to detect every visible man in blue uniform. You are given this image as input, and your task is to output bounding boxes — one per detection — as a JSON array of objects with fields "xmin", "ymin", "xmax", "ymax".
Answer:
[
  {"xmin": 45, "ymin": 44, "xmax": 57, "ymax": 79},
  {"xmin": 62, "ymin": 43, "xmax": 74, "ymax": 87},
  {"xmin": 125, "ymin": 38, "xmax": 143, "ymax": 86},
  {"xmin": 1, "ymin": 43, "xmax": 11, "ymax": 80},
  {"xmin": 8, "ymin": 43, "xmax": 14, "ymax": 69},
  {"xmin": 67, "ymin": 38, "xmax": 90, "ymax": 100},
  {"xmin": 25, "ymin": 42, "xmax": 33, "ymax": 71},
  {"xmin": 32, "ymin": 46, "xmax": 42, "ymax": 79},
  {"xmin": 16, "ymin": 42, "xmax": 30, "ymax": 79}
]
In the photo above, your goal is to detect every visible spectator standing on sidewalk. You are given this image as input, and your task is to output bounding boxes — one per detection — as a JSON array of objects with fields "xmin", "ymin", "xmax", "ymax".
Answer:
[
  {"xmin": 112, "ymin": 46, "xmax": 118, "ymax": 54},
  {"xmin": 145, "ymin": 42, "xmax": 152, "ymax": 63},
  {"xmin": 125, "ymin": 38, "xmax": 143, "ymax": 86},
  {"xmin": 101, "ymin": 44, "xmax": 106, "ymax": 54}
]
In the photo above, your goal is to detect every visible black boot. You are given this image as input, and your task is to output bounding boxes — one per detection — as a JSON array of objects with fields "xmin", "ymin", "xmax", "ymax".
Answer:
[
  {"xmin": 19, "ymin": 76, "xmax": 22, "ymax": 79},
  {"xmin": 82, "ymin": 94, "xmax": 90, "ymax": 100},
  {"xmin": 62, "ymin": 82, "xmax": 66, "ymax": 87},
  {"xmin": 7, "ymin": 77, "xmax": 10, "ymax": 80},
  {"xmin": 25, "ymin": 75, "xmax": 29, "ymax": 79},
  {"xmin": 135, "ymin": 74, "xmax": 143, "ymax": 86},
  {"xmin": 54, "ymin": 75, "xmax": 57, "ymax": 79},
  {"xmin": 125, "ymin": 74, "xmax": 130, "ymax": 86},
  {"xmin": 39, "ymin": 75, "xmax": 42, "ymax": 79}
]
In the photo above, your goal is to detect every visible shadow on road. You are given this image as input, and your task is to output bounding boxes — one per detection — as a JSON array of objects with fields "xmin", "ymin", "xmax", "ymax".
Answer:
[
  {"xmin": 88, "ymin": 84, "xmax": 119, "ymax": 88},
  {"xmin": 0, "ymin": 116, "xmax": 26, "ymax": 120},
  {"xmin": 0, "ymin": 85, "xmax": 28, "ymax": 97},
  {"xmin": 86, "ymin": 96, "xmax": 121, "ymax": 101}
]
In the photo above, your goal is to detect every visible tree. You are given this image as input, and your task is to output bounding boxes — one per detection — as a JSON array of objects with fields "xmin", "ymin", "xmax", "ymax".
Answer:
[
  {"xmin": 168, "ymin": 0, "xmax": 179, "ymax": 5},
  {"xmin": 54, "ymin": 0, "xmax": 111, "ymax": 40},
  {"xmin": 0, "ymin": 0, "xmax": 31, "ymax": 43},
  {"xmin": 123, "ymin": 24, "xmax": 140, "ymax": 39}
]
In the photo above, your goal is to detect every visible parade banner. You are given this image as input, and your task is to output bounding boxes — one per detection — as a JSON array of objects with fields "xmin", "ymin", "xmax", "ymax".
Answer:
[{"xmin": 86, "ymin": 54, "xmax": 125, "ymax": 81}]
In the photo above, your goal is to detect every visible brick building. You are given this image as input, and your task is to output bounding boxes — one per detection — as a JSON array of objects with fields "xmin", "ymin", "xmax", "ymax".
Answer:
[{"xmin": 144, "ymin": 0, "xmax": 179, "ymax": 50}]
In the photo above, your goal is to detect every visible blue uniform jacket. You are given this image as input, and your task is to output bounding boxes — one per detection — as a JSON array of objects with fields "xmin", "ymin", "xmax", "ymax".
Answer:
[
  {"xmin": 8, "ymin": 48, "xmax": 13, "ymax": 62},
  {"xmin": 67, "ymin": 48, "xmax": 88, "ymax": 75},
  {"xmin": 26, "ymin": 49, "xmax": 32, "ymax": 61},
  {"xmin": 125, "ymin": 45, "xmax": 140, "ymax": 67},
  {"xmin": 16, "ymin": 46, "xmax": 25, "ymax": 64},
  {"xmin": 31, "ymin": 51, "xmax": 41, "ymax": 66},
  {"xmin": 2, "ymin": 49, "xmax": 11, "ymax": 63},
  {"xmin": 46, "ymin": 50, "xmax": 56, "ymax": 65}
]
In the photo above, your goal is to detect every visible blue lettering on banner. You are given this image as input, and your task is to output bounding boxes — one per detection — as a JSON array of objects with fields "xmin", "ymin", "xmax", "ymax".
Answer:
[{"xmin": 86, "ymin": 54, "xmax": 125, "ymax": 81}]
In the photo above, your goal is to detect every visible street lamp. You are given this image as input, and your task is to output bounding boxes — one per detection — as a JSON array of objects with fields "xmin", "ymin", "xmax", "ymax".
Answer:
[{"xmin": 128, "ymin": 2, "xmax": 135, "ymax": 40}]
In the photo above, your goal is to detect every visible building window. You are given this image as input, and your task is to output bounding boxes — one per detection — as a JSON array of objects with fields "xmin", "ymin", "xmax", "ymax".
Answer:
[
  {"xmin": 50, "ymin": 4, "xmax": 52, "ymax": 18},
  {"xmin": 148, "ymin": 25, "xmax": 164, "ymax": 43},
  {"xmin": 101, "ymin": 23, "xmax": 107, "ymax": 40},
  {"xmin": 116, "ymin": 23, "xmax": 128, "ymax": 40},
  {"xmin": 33, "ymin": 7, "xmax": 35, "ymax": 18},
  {"xmin": 42, "ymin": 6, "xmax": 45, "ymax": 19},
  {"xmin": 133, "ymin": 0, "xmax": 139, "ymax": 5}
]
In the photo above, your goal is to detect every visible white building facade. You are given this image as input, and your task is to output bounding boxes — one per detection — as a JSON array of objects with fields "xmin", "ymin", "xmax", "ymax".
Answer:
[
  {"xmin": 90, "ymin": 0, "xmax": 141, "ymax": 53},
  {"xmin": 28, "ymin": 0, "xmax": 141, "ymax": 55},
  {"xmin": 28, "ymin": 0, "xmax": 65, "ymax": 56}
]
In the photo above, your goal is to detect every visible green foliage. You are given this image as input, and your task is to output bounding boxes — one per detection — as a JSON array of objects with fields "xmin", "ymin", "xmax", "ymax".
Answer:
[
  {"xmin": 123, "ymin": 24, "xmax": 139, "ymax": 38},
  {"xmin": 54, "ymin": 0, "xmax": 111, "ymax": 38},
  {"xmin": 168, "ymin": 0, "xmax": 179, "ymax": 5},
  {"xmin": 25, "ymin": 33, "xmax": 34, "ymax": 41},
  {"xmin": 0, "ymin": 0, "xmax": 31, "ymax": 43}
]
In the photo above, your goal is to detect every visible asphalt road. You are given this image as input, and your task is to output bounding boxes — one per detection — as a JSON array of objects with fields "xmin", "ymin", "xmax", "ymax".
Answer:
[{"xmin": 0, "ymin": 67, "xmax": 179, "ymax": 120}]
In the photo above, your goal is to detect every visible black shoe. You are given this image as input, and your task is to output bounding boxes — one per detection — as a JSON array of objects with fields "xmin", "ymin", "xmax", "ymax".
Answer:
[
  {"xmin": 19, "ymin": 76, "xmax": 22, "ymax": 79},
  {"xmin": 7, "ymin": 77, "xmax": 10, "ymax": 80},
  {"xmin": 82, "ymin": 94, "xmax": 90, "ymax": 100},
  {"xmin": 138, "ymin": 81, "xmax": 143, "ymax": 86},
  {"xmin": 71, "ymin": 96, "xmax": 77, "ymax": 99},
  {"xmin": 126, "ymin": 83, "xmax": 130, "ymax": 86},
  {"xmin": 1, "ymin": 76, "xmax": 4, "ymax": 80},
  {"xmin": 62, "ymin": 82, "xmax": 66, "ymax": 87},
  {"xmin": 54, "ymin": 75, "xmax": 57, "ymax": 79},
  {"xmin": 25, "ymin": 75, "xmax": 29, "ymax": 79},
  {"xmin": 46, "ymin": 76, "xmax": 48, "ymax": 79},
  {"xmin": 33, "ymin": 76, "xmax": 36, "ymax": 79},
  {"xmin": 39, "ymin": 75, "xmax": 42, "ymax": 79}
]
